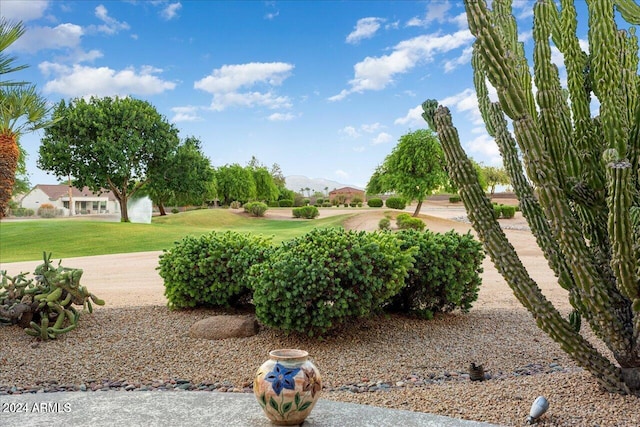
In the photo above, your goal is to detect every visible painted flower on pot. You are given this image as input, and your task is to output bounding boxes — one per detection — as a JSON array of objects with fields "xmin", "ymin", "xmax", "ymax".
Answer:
[
  {"xmin": 265, "ymin": 362, "xmax": 300, "ymax": 395},
  {"xmin": 302, "ymin": 366, "xmax": 321, "ymax": 398}
]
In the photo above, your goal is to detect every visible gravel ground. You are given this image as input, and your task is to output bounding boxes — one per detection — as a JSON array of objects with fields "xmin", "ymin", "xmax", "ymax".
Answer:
[{"xmin": 2, "ymin": 203, "xmax": 640, "ymax": 426}]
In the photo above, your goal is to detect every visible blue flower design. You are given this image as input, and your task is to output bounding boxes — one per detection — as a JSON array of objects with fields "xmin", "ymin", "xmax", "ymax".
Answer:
[{"xmin": 264, "ymin": 362, "xmax": 300, "ymax": 395}]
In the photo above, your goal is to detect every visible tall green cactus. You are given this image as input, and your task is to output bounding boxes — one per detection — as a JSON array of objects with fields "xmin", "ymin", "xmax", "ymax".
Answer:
[{"xmin": 423, "ymin": 0, "xmax": 640, "ymax": 395}]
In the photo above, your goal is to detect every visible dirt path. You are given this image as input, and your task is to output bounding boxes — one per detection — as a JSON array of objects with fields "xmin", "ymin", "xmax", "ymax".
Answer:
[{"xmin": 1, "ymin": 199, "xmax": 566, "ymax": 312}]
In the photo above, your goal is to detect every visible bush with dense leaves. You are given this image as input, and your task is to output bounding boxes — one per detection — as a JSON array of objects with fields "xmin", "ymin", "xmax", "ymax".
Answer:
[
  {"xmin": 449, "ymin": 195, "xmax": 461, "ymax": 203},
  {"xmin": 250, "ymin": 228, "xmax": 415, "ymax": 337},
  {"xmin": 500, "ymin": 205, "xmax": 516, "ymax": 219},
  {"xmin": 396, "ymin": 213, "xmax": 425, "ymax": 231},
  {"xmin": 378, "ymin": 217, "xmax": 391, "ymax": 230},
  {"xmin": 367, "ymin": 198, "xmax": 383, "ymax": 207},
  {"xmin": 385, "ymin": 197, "xmax": 406, "ymax": 209},
  {"xmin": 244, "ymin": 201, "xmax": 268, "ymax": 217},
  {"xmin": 387, "ymin": 229, "xmax": 484, "ymax": 318},
  {"xmin": 292, "ymin": 206, "xmax": 319, "ymax": 219},
  {"xmin": 279, "ymin": 199, "xmax": 293, "ymax": 207},
  {"xmin": 158, "ymin": 231, "xmax": 273, "ymax": 309}
]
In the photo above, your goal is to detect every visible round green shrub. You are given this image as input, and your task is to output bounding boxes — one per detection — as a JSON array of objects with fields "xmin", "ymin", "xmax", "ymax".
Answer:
[
  {"xmin": 292, "ymin": 206, "xmax": 319, "ymax": 219},
  {"xmin": 158, "ymin": 231, "xmax": 273, "ymax": 309},
  {"xmin": 322, "ymin": 202, "xmax": 332, "ymax": 207},
  {"xmin": 385, "ymin": 197, "xmax": 406, "ymax": 210},
  {"xmin": 492, "ymin": 204, "xmax": 502, "ymax": 219},
  {"xmin": 250, "ymin": 228, "xmax": 415, "ymax": 337},
  {"xmin": 367, "ymin": 198, "xmax": 383, "ymax": 207},
  {"xmin": 396, "ymin": 214, "xmax": 425, "ymax": 231},
  {"xmin": 449, "ymin": 195, "xmax": 461, "ymax": 203},
  {"xmin": 378, "ymin": 217, "xmax": 391, "ymax": 230},
  {"xmin": 501, "ymin": 205, "xmax": 516, "ymax": 219},
  {"xmin": 244, "ymin": 201, "xmax": 269, "ymax": 217},
  {"xmin": 388, "ymin": 229, "xmax": 484, "ymax": 317},
  {"xmin": 171, "ymin": 208, "xmax": 180, "ymax": 214},
  {"xmin": 279, "ymin": 199, "xmax": 294, "ymax": 207}
]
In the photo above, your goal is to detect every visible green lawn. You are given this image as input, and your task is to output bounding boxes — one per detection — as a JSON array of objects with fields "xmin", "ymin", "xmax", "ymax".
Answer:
[{"xmin": 0, "ymin": 209, "xmax": 354, "ymax": 263}]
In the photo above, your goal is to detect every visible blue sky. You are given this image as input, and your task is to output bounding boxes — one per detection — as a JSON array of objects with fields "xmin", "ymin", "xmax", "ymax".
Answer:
[{"xmin": 3, "ymin": 0, "xmax": 581, "ymax": 189}]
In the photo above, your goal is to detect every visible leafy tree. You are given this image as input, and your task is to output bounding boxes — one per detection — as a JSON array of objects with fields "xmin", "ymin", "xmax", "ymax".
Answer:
[
  {"xmin": 39, "ymin": 96, "xmax": 179, "ymax": 222},
  {"xmin": 480, "ymin": 164, "xmax": 510, "ymax": 198},
  {"xmin": 147, "ymin": 136, "xmax": 215, "ymax": 215},
  {"xmin": 365, "ymin": 129, "xmax": 448, "ymax": 216},
  {"xmin": 269, "ymin": 162, "xmax": 286, "ymax": 187},
  {"xmin": 215, "ymin": 163, "xmax": 256, "ymax": 205},
  {"xmin": 251, "ymin": 167, "xmax": 279, "ymax": 202},
  {"xmin": 0, "ymin": 19, "xmax": 52, "ymax": 217}
]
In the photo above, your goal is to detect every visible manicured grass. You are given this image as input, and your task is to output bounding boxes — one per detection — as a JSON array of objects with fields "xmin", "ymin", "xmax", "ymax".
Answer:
[{"xmin": 0, "ymin": 209, "xmax": 354, "ymax": 263}]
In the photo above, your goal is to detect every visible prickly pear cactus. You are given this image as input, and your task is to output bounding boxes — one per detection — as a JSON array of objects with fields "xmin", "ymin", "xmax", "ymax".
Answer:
[
  {"xmin": 0, "ymin": 252, "xmax": 104, "ymax": 340},
  {"xmin": 423, "ymin": 0, "xmax": 640, "ymax": 395}
]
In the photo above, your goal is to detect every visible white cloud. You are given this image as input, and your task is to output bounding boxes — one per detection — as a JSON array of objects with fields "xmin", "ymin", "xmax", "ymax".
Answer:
[
  {"xmin": 361, "ymin": 122, "xmax": 382, "ymax": 133},
  {"xmin": 340, "ymin": 126, "xmax": 361, "ymax": 138},
  {"xmin": 353, "ymin": 146, "xmax": 366, "ymax": 153},
  {"xmin": 329, "ymin": 30, "xmax": 473, "ymax": 100},
  {"xmin": 195, "ymin": 62, "xmax": 294, "ymax": 111},
  {"xmin": 372, "ymin": 132, "xmax": 393, "ymax": 145},
  {"xmin": 346, "ymin": 17, "xmax": 385, "ymax": 44},
  {"xmin": 466, "ymin": 132, "xmax": 501, "ymax": 164},
  {"xmin": 39, "ymin": 63, "xmax": 176, "ymax": 97},
  {"xmin": 91, "ymin": 5, "xmax": 130, "ymax": 35},
  {"xmin": 265, "ymin": 11, "xmax": 279, "ymax": 20},
  {"xmin": 0, "ymin": 0, "xmax": 49, "ymax": 21},
  {"xmin": 268, "ymin": 112, "xmax": 295, "ymax": 121},
  {"xmin": 443, "ymin": 45, "xmax": 473, "ymax": 72},
  {"xmin": 171, "ymin": 106, "xmax": 202, "ymax": 122},
  {"xmin": 8, "ymin": 23, "xmax": 84, "ymax": 54},
  {"xmin": 161, "ymin": 3, "xmax": 182, "ymax": 20},
  {"xmin": 451, "ymin": 12, "xmax": 468, "ymax": 29},
  {"xmin": 335, "ymin": 170, "xmax": 349, "ymax": 179},
  {"xmin": 394, "ymin": 105, "xmax": 424, "ymax": 127},
  {"xmin": 407, "ymin": 1, "xmax": 452, "ymax": 27}
]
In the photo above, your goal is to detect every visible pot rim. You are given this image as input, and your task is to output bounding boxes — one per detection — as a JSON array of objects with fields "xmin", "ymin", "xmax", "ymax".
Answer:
[{"xmin": 269, "ymin": 348, "xmax": 309, "ymax": 360}]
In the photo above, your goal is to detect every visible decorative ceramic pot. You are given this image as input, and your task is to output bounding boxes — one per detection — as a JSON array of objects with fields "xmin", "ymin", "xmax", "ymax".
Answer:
[{"xmin": 254, "ymin": 349, "xmax": 322, "ymax": 425}]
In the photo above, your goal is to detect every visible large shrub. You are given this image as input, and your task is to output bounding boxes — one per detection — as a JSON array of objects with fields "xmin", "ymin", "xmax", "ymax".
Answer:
[
  {"xmin": 367, "ymin": 198, "xmax": 383, "ymax": 207},
  {"xmin": 292, "ymin": 206, "xmax": 319, "ymax": 219},
  {"xmin": 388, "ymin": 229, "xmax": 484, "ymax": 318},
  {"xmin": 278, "ymin": 199, "xmax": 293, "ymax": 207},
  {"xmin": 500, "ymin": 205, "xmax": 516, "ymax": 219},
  {"xmin": 385, "ymin": 197, "xmax": 406, "ymax": 210},
  {"xmin": 244, "ymin": 201, "xmax": 268, "ymax": 217},
  {"xmin": 396, "ymin": 213, "xmax": 425, "ymax": 231},
  {"xmin": 250, "ymin": 228, "xmax": 415, "ymax": 337},
  {"xmin": 158, "ymin": 231, "xmax": 272, "ymax": 309}
]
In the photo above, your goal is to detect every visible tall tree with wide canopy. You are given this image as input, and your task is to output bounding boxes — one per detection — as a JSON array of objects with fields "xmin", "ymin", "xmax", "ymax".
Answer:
[
  {"xmin": 146, "ymin": 136, "xmax": 216, "ymax": 215},
  {"xmin": 215, "ymin": 163, "xmax": 256, "ymax": 205},
  {"xmin": 39, "ymin": 96, "xmax": 179, "ymax": 222},
  {"xmin": 365, "ymin": 129, "xmax": 448, "ymax": 216},
  {"xmin": 0, "ymin": 19, "xmax": 51, "ymax": 218}
]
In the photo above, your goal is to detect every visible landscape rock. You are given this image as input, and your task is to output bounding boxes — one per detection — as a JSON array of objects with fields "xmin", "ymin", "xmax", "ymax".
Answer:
[{"xmin": 188, "ymin": 315, "xmax": 258, "ymax": 340}]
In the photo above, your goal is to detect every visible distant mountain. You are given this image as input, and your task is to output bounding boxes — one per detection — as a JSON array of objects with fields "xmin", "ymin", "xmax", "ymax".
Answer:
[{"xmin": 285, "ymin": 175, "xmax": 362, "ymax": 195}]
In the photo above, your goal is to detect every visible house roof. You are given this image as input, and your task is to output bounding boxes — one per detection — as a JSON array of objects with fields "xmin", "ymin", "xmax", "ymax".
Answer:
[
  {"xmin": 329, "ymin": 187, "xmax": 364, "ymax": 194},
  {"xmin": 32, "ymin": 184, "xmax": 116, "ymax": 201}
]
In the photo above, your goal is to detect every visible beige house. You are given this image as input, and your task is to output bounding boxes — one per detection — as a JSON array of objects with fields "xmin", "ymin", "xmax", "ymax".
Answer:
[
  {"xmin": 20, "ymin": 184, "xmax": 119, "ymax": 215},
  {"xmin": 328, "ymin": 186, "xmax": 365, "ymax": 204}
]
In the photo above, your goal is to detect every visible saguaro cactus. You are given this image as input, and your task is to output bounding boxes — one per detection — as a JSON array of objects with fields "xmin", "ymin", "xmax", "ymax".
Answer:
[{"xmin": 423, "ymin": 0, "xmax": 640, "ymax": 395}]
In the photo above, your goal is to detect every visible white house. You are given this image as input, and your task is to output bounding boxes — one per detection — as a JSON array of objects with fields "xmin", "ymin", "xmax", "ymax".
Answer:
[{"xmin": 20, "ymin": 184, "xmax": 120, "ymax": 215}]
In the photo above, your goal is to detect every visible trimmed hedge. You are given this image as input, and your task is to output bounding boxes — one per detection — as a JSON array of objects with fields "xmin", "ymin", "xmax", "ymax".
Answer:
[
  {"xmin": 387, "ymin": 229, "xmax": 484, "ymax": 318},
  {"xmin": 292, "ymin": 206, "xmax": 319, "ymax": 219},
  {"xmin": 278, "ymin": 199, "xmax": 294, "ymax": 207},
  {"xmin": 250, "ymin": 228, "xmax": 415, "ymax": 337},
  {"xmin": 396, "ymin": 213, "xmax": 425, "ymax": 231},
  {"xmin": 385, "ymin": 197, "xmax": 406, "ymax": 210},
  {"xmin": 449, "ymin": 195, "xmax": 461, "ymax": 203},
  {"xmin": 367, "ymin": 198, "xmax": 383, "ymax": 207},
  {"xmin": 158, "ymin": 231, "xmax": 273, "ymax": 309},
  {"xmin": 501, "ymin": 205, "xmax": 516, "ymax": 219}
]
